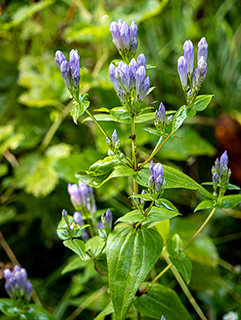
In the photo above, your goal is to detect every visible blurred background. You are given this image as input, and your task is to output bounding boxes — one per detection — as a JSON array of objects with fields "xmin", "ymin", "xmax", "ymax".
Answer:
[{"xmin": 0, "ymin": 0, "xmax": 241, "ymax": 319}]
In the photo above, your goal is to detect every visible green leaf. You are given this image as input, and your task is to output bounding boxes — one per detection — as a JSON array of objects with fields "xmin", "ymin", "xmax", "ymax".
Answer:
[
  {"xmin": 94, "ymin": 253, "xmax": 108, "ymax": 276},
  {"xmin": 226, "ymin": 183, "xmax": 240, "ymax": 190},
  {"xmin": 167, "ymin": 234, "xmax": 192, "ymax": 284},
  {"xmin": 93, "ymin": 302, "xmax": 114, "ymax": 320},
  {"xmin": 109, "ymin": 107, "xmax": 130, "ymax": 121},
  {"xmin": 0, "ymin": 299, "xmax": 56, "ymax": 319},
  {"xmin": 143, "ymin": 127, "xmax": 161, "ymax": 136},
  {"xmin": 155, "ymin": 220, "xmax": 170, "ymax": 245},
  {"xmin": 172, "ymin": 105, "xmax": 187, "ymax": 133},
  {"xmin": 70, "ymin": 93, "xmax": 90, "ymax": 124},
  {"xmin": 84, "ymin": 114, "xmax": 130, "ymax": 123},
  {"xmin": 0, "ymin": 299, "xmax": 19, "ymax": 317},
  {"xmin": 61, "ymin": 256, "xmax": 87, "ymax": 275},
  {"xmin": 194, "ymin": 200, "xmax": 214, "ymax": 212},
  {"xmin": 193, "ymin": 95, "xmax": 213, "ymax": 111},
  {"xmin": 220, "ymin": 194, "xmax": 241, "ymax": 209},
  {"xmin": 88, "ymin": 156, "xmax": 121, "ymax": 176},
  {"xmin": 85, "ymin": 236, "xmax": 105, "ymax": 258},
  {"xmin": 77, "ymin": 165, "xmax": 135, "ymax": 188},
  {"xmin": 134, "ymin": 166, "xmax": 215, "ymax": 200},
  {"xmin": 136, "ymin": 113, "xmax": 155, "ymax": 123},
  {"xmin": 63, "ymin": 239, "xmax": 88, "ymax": 261},
  {"xmin": 134, "ymin": 283, "xmax": 192, "ymax": 319},
  {"xmin": 0, "ymin": 206, "xmax": 16, "ymax": 226},
  {"xmin": 0, "ymin": 163, "xmax": 8, "ymax": 177},
  {"xmin": 107, "ymin": 224, "xmax": 163, "ymax": 320},
  {"xmin": 155, "ymin": 198, "xmax": 179, "ymax": 212},
  {"xmin": 129, "ymin": 193, "xmax": 153, "ymax": 201}
]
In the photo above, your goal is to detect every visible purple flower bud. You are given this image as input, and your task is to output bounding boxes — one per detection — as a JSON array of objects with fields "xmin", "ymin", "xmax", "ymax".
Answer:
[
  {"xmin": 130, "ymin": 21, "xmax": 138, "ymax": 42},
  {"xmin": 196, "ymin": 56, "xmax": 207, "ymax": 85},
  {"xmin": 13, "ymin": 265, "xmax": 21, "ymax": 273},
  {"xmin": 101, "ymin": 209, "xmax": 113, "ymax": 232},
  {"xmin": 109, "ymin": 22, "xmax": 122, "ymax": 50},
  {"xmin": 183, "ymin": 40, "xmax": 194, "ymax": 74},
  {"xmin": 120, "ymin": 21, "xmax": 130, "ymax": 50},
  {"xmin": 166, "ymin": 115, "xmax": 173, "ymax": 126},
  {"xmin": 137, "ymin": 54, "xmax": 147, "ymax": 69},
  {"xmin": 82, "ymin": 230, "xmax": 89, "ymax": 241},
  {"xmin": 24, "ymin": 281, "xmax": 33, "ymax": 301},
  {"xmin": 5, "ymin": 281, "xmax": 13, "ymax": 297},
  {"xmin": 55, "ymin": 50, "xmax": 66, "ymax": 69},
  {"xmin": 112, "ymin": 129, "xmax": 118, "ymax": 146},
  {"xmin": 148, "ymin": 175, "xmax": 155, "ymax": 190},
  {"xmin": 116, "ymin": 63, "xmax": 130, "ymax": 93},
  {"xmin": 131, "ymin": 38, "xmax": 138, "ymax": 55},
  {"xmin": 109, "ymin": 63, "xmax": 119, "ymax": 92},
  {"xmin": 220, "ymin": 150, "xmax": 228, "ymax": 175},
  {"xmin": 177, "ymin": 56, "xmax": 188, "ymax": 87},
  {"xmin": 68, "ymin": 184, "xmax": 82, "ymax": 208},
  {"xmin": 212, "ymin": 171, "xmax": 219, "ymax": 187},
  {"xmin": 139, "ymin": 76, "xmax": 150, "ymax": 102},
  {"xmin": 129, "ymin": 58, "xmax": 138, "ymax": 89},
  {"xmin": 130, "ymin": 21, "xmax": 138, "ymax": 54},
  {"xmin": 72, "ymin": 70, "xmax": 80, "ymax": 89},
  {"xmin": 73, "ymin": 211, "xmax": 84, "ymax": 225},
  {"xmin": 214, "ymin": 158, "xmax": 220, "ymax": 172},
  {"xmin": 62, "ymin": 209, "xmax": 69, "ymax": 224},
  {"xmin": 155, "ymin": 102, "xmax": 166, "ymax": 124},
  {"xmin": 153, "ymin": 163, "xmax": 164, "ymax": 181},
  {"xmin": 118, "ymin": 88, "xmax": 125, "ymax": 104},
  {"xmin": 60, "ymin": 60, "xmax": 72, "ymax": 90},
  {"xmin": 136, "ymin": 66, "xmax": 146, "ymax": 96},
  {"xmin": 149, "ymin": 160, "xmax": 155, "ymax": 177},
  {"xmin": 161, "ymin": 316, "xmax": 166, "ymax": 320},
  {"xmin": 69, "ymin": 49, "xmax": 80, "ymax": 75},
  {"xmin": 3, "ymin": 269, "xmax": 12, "ymax": 280},
  {"xmin": 198, "ymin": 37, "xmax": 208, "ymax": 62},
  {"xmin": 20, "ymin": 269, "xmax": 28, "ymax": 284}
]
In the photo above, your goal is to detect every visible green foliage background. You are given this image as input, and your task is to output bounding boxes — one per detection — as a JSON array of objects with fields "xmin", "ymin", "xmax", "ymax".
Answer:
[{"xmin": 0, "ymin": 0, "xmax": 241, "ymax": 319}]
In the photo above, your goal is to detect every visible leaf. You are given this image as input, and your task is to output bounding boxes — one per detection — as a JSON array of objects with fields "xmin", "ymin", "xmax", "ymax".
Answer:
[
  {"xmin": 117, "ymin": 207, "xmax": 180, "ymax": 227},
  {"xmin": 194, "ymin": 200, "xmax": 215, "ymax": 212},
  {"xmin": 129, "ymin": 193, "xmax": 153, "ymax": 201},
  {"xmin": 220, "ymin": 194, "xmax": 241, "ymax": 209},
  {"xmin": 136, "ymin": 113, "xmax": 155, "ymax": 123},
  {"xmin": 134, "ymin": 166, "xmax": 215, "ymax": 200},
  {"xmin": 155, "ymin": 198, "xmax": 179, "ymax": 212},
  {"xmin": 155, "ymin": 220, "xmax": 170, "ymax": 245},
  {"xmin": 134, "ymin": 283, "xmax": 192, "ymax": 319},
  {"xmin": 109, "ymin": 107, "xmax": 130, "ymax": 121},
  {"xmin": 76, "ymin": 165, "xmax": 135, "ymax": 188},
  {"xmin": 70, "ymin": 94, "xmax": 90, "ymax": 124},
  {"xmin": 63, "ymin": 239, "xmax": 88, "ymax": 261},
  {"xmin": 172, "ymin": 105, "xmax": 187, "ymax": 133},
  {"xmin": 0, "ymin": 299, "xmax": 19, "ymax": 317},
  {"xmin": 167, "ymin": 234, "xmax": 192, "ymax": 284},
  {"xmin": 0, "ymin": 206, "xmax": 16, "ymax": 226},
  {"xmin": 143, "ymin": 127, "xmax": 161, "ymax": 136},
  {"xmin": 107, "ymin": 224, "xmax": 163, "ymax": 320},
  {"xmin": 85, "ymin": 236, "xmax": 105, "ymax": 258},
  {"xmin": 193, "ymin": 95, "xmax": 213, "ymax": 111},
  {"xmin": 226, "ymin": 183, "xmax": 240, "ymax": 190},
  {"xmin": 0, "ymin": 299, "xmax": 56, "ymax": 319},
  {"xmin": 61, "ymin": 256, "xmax": 87, "ymax": 275},
  {"xmin": 93, "ymin": 302, "xmax": 114, "ymax": 320},
  {"xmin": 88, "ymin": 156, "xmax": 121, "ymax": 176}
]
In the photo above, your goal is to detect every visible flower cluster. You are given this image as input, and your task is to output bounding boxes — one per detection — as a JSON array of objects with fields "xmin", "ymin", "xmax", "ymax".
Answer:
[
  {"xmin": 55, "ymin": 49, "xmax": 80, "ymax": 98},
  {"xmin": 177, "ymin": 38, "xmax": 208, "ymax": 94},
  {"xmin": 62, "ymin": 209, "xmax": 89, "ymax": 241},
  {"xmin": 148, "ymin": 161, "xmax": 166, "ymax": 197},
  {"xmin": 4, "ymin": 265, "xmax": 33, "ymax": 301},
  {"xmin": 212, "ymin": 150, "xmax": 231, "ymax": 195},
  {"xmin": 68, "ymin": 181, "xmax": 96, "ymax": 217},
  {"xmin": 154, "ymin": 102, "xmax": 173, "ymax": 134},
  {"xmin": 109, "ymin": 54, "xmax": 150, "ymax": 110},
  {"xmin": 109, "ymin": 19, "xmax": 138, "ymax": 58},
  {"xmin": 106, "ymin": 129, "xmax": 120, "ymax": 154}
]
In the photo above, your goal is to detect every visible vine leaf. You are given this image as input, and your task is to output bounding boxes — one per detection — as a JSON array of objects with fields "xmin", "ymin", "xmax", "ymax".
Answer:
[{"xmin": 107, "ymin": 224, "xmax": 163, "ymax": 320}]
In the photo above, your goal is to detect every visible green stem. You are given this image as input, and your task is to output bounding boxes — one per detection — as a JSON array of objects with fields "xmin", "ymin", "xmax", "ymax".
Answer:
[
  {"xmin": 85, "ymin": 109, "xmax": 110, "ymax": 140},
  {"xmin": 163, "ymin": 250, "xmax": 207, "ymax": 320},
  {"xmin": 131, "ymin": 115, "xmax": 137, "ymax": 170},
  {"xmin": 183, "ymin": 208, "xmax": 216, "ymax": 251},
  {"xmin": 150, "ymin": 263, "xmax": 172, "ymax": 285},
  {"xmin": 138, "ymin": 132, "xmax": 172, "ymax": 170}
]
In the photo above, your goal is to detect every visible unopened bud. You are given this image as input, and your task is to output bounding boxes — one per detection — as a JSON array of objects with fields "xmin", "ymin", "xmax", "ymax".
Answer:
[{"xmin": 177, "ymin": 56, "xmax": 188, "ymax": 87}]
